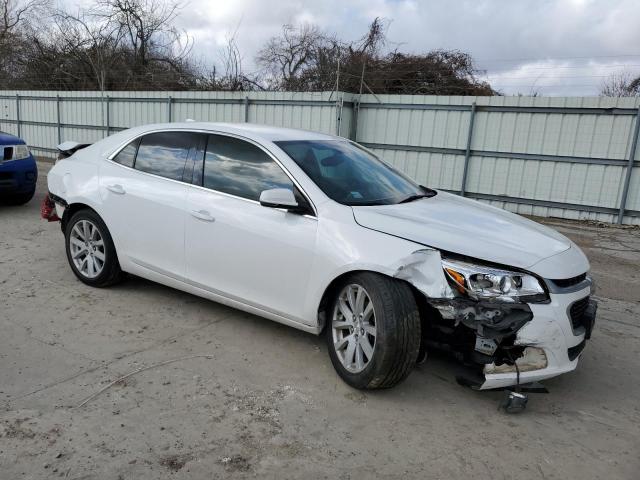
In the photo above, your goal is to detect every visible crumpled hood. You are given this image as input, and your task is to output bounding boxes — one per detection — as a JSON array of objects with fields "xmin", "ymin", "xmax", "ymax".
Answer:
[
  {"xmin": 0, "ymin": 131, "xmax": 25, "ymax": 146},
  {"xmin": 352, "ymin": 191, "xmax": 575, "ymax": 272}
]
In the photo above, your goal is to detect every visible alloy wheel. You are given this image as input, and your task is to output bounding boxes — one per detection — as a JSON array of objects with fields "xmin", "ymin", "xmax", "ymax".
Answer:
[
  {"xmin": 331, "ymin": 284, "xmax": 377, "ymax": 373},
  {"xmin": 69, "ymin": 219, "xmax": 106, "ymax": 279}
]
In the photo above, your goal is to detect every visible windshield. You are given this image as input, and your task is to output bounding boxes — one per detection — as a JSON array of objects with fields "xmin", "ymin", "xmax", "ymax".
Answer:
[{"xmin": 275, "ymin": 140, "xmax": 429, "ymax": 206}]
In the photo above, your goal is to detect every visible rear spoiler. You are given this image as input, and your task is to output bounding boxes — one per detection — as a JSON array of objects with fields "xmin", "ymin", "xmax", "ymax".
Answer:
[{"xmin": 57, "ymin": 141, "xmax": 91, "ymax": 159}]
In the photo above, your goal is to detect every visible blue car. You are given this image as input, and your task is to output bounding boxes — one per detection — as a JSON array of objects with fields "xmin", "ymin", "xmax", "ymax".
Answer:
[{"xmin": 0, "ymin": 131, "xmax": 37, "ymax": 205}]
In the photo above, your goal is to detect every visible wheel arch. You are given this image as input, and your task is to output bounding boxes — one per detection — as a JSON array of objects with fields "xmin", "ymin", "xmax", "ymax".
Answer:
[
  {"xmin": 316, "ymin": 268, "xmax": 426, "ymax": 333},
  {"xmin": 61, "ymin": 201, "xmax": 125, "ymax": 287},
  {"xmin": 60, "ymin": 203, "xmax": 123, "ymax": 260},
  {"xmin": 61, "ymin": 202, "xmax": 100, "ymax": 233}
]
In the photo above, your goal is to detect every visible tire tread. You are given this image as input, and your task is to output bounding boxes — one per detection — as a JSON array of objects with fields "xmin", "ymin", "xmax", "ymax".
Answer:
[
  {"xmin": 369, "ymin": 275, "xmax": 420, "ymax": 389},
  {"xmin": 326, "ymin": 272, "xmax": 421, "ymax": 390}
]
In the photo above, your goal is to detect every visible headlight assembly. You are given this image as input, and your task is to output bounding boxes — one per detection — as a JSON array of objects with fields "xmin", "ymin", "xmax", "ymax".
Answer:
[
  {"xmin": 442, "ymin": 257, "xmax": 547, "ymax": 303},
  {"xmin": 4, "ymin": 144, "xmax": 30, "ymax": 161}
]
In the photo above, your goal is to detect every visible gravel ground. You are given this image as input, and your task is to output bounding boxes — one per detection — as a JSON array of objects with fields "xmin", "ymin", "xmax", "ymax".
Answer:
[{"xmin": 1, "ymin": 161, "xmax": 639, "ymax": 479}]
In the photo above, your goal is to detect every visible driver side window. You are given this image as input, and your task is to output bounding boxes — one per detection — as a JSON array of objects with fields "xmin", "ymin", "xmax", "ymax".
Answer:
[{"xmin": 203, "ymin": 134, "xmax": 294, "ymax": 201}]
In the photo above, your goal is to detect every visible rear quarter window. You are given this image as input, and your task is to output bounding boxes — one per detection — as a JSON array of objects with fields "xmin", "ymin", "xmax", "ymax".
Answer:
[
  {"xmin": 112, "ymin": 139, "xmax": 138, "ymax": 167},
  {"xmin": 134, "ymin": 132, "xmax": 199, "ymax": 181}
]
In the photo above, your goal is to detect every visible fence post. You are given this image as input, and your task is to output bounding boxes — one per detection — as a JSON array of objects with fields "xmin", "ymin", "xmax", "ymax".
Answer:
[
  {"xmin": 244, "ymin": 96, "xmax": 249, "ymax": 122},
  {"xmin": 15, "ymin": 94, "xmax": 20, "ymax": 138},
  {"xmin": 349, "ymin": 100, "xmax": 360, "ymax": 141},
  {"xmin": 167, "ymin": 96, "xmax": 172, "ymax": 122},
  {"xmin": 335, "ymin": 94, "xmax": 343, "ymax": 136},
  {"xmin": 460, "ymin": 102, "xmax": 477, "ymax": 196},
  {"xmin": 56, "ymin": 95, "xmax": 62, "ymax": 144},
  {"xmin": 105, "ymin": 95, "xmax": 110, "ymax": 137},
  {"xmin": 335, "ymin": 98, "xmax": 340, "ymax": 136},
  {"xmin": 617, "ymin": 106, "xmax": 640, "ymax": 224}
]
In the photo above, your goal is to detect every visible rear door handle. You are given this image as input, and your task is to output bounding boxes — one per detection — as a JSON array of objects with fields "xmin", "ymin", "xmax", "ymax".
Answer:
[
  {"xmin": 106, "ymin": 184, "xmax": 125, "ymax": 195},
  {"xmin": 191, "ymin": 209, "xmax": 215, "ymax": 222}
]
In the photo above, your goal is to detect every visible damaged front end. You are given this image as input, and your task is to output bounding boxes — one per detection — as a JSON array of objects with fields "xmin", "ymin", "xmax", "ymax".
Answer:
[
  {"xmin": 393, "ymin": 249, "xmax": 558, "ymax": 390},
  {"xmin": 424, "ymin": 297, "xmax": 545, "ymax": 389}
]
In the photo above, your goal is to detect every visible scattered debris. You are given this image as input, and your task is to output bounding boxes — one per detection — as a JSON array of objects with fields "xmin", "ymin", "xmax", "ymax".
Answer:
[
  {"xmin": 159, "ymin": 454, "xmax": 191, "ymax": 472},
  {"xmin": 220, "ymin": 455, "xmax": 251, "ymax": 472},
  {"xmin": 500, "ymin": 390, "xmax": 528, "ymax": 414},
  {"xmin": 2, "ymin": 418, "xmax": 36, "ymax": 439}
]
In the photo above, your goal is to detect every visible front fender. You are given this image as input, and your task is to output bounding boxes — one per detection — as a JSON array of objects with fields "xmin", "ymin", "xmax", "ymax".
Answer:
[{"xmin": 304, "ymin": 213, "xmax": 453, "ymax": 326}]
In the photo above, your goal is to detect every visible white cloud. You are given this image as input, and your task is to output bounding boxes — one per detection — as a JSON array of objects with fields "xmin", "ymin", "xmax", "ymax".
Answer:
[{"xmin": 122, "ymin": 0, "xmax": 640, "ymax": 94}]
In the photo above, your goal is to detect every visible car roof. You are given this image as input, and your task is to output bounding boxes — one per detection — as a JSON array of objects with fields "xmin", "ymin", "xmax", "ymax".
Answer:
[{"xmin": 122, "ymin": 122, "xmax": 340, "ymax": 143}]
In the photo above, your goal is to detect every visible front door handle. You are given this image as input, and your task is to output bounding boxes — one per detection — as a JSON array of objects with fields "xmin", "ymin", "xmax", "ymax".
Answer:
[
  {"xmin": 106, "ymin": 184, "xmax": 125, "ymax": 195},
  {"xmin": 191, "ymin": 209, "xmax": 215, "ymax": 222}
]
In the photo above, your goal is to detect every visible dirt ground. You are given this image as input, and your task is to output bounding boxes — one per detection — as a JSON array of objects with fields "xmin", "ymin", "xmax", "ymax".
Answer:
[{"xmin": 1, "ymin": 161, "xmax": 639, "ymax": 479}]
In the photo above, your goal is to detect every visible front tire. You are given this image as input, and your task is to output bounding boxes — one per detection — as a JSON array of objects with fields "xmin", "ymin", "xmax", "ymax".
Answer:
[
  {"xmin": 65, "ymin": 209, "xmax": 124, "ymax": 287},
  {"xmin": 326, "ymin": 272, "xmax": 421, "ymax": 389}
]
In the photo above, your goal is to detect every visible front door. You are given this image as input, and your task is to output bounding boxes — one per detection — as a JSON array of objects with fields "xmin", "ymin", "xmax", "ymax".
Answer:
[{"xmin": 185, "ymin": 133, "xmax": 318, "ymax": 325}]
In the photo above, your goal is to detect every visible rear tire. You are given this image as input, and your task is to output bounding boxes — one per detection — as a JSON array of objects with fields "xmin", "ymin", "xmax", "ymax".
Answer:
[
  {"xmin": 65, "ymin": 209, "xmax": 124, "ymax": 287},
  {"xmin": 326, "ymin": 272, "xmax": 421, "ymax": 389}
]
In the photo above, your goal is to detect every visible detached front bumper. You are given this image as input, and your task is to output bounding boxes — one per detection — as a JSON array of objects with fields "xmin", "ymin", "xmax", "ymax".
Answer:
[{"xmin": 479, "ymin": 283, "xmax": 596, "ymax": 390}]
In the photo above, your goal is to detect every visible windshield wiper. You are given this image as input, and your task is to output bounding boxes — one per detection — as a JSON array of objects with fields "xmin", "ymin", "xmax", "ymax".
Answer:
[
  {"xmin": 398, "ymin": 186, "xmax": 437, "ymax": 204},
  {"xmin": 398, "ymin": 194, "xmax": 429, "ymax": 204}
]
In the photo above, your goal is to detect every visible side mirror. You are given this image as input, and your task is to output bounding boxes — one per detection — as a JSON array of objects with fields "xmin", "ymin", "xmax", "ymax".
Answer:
[{"xmin": 259, "ymin": 188, "xmax": 299, "ymax": 210}]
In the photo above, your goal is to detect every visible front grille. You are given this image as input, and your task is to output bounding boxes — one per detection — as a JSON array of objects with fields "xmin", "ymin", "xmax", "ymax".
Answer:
[
  {"xmin": 0, "ymin": 171, "xmax": 15, "ymax": 187},
  {"xmin": 550, "ymin": 273, "xmax": 587, "ymax": 289},
  {"xmin": 570, "ymin": 296, "xmax": 590, "ymax": 330}
]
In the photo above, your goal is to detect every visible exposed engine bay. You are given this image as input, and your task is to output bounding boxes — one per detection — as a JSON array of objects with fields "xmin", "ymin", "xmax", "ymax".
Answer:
[{"xmin": 418, "ymin": 297, "xmax": 534, "ymax": 385}]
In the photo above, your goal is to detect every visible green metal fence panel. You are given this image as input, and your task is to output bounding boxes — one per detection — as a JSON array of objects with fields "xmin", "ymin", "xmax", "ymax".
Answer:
[{"xmin": 0, "ymin": 90, "xmax": 638, "ymax": 224}]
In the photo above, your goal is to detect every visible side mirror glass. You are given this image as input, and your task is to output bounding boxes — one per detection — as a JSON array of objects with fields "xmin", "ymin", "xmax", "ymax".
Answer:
[{"xmin": 259, "ymin": 188, "xmax": 299, "ymax": 210}]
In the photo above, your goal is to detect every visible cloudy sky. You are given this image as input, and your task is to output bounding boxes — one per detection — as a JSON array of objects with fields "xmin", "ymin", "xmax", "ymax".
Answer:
[{"xmin": 85, "ymin": 0, "xmax": 640, "ymax": 95}]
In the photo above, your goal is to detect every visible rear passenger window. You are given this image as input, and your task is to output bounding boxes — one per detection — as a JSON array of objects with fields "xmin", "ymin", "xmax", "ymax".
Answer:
[
  {"xmin": 112, "ymin": 140, "xmax": 138, "ymax": 167},
  {"xmin": 203, "ymin": 135, "xmax": 293, "ymax": 201},
  {"xmin": 134, "ymin": 132, "xmax": 198, "ymax": 181}
]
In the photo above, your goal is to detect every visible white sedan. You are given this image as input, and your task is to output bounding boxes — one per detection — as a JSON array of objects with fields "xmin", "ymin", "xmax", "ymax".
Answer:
[{"xmin": 46, "ymin": 123, "xmax": 596, "ymax": 390}]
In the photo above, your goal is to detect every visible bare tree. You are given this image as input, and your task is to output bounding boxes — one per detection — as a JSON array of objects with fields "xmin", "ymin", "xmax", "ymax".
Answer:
[
  {"xmin": 0, "ymin": 0, "xmax": 47, "ymax": 42},
  {"xmin": 600, "ymin": 72, "xmax": 640, "ymax": 97},
  {"xmin": 10, "ymin": 0, "xmax": 198, "ymax": 90},
  {"xmin": 97, "ymin": 0, "xmax": 189, "ymax": 66},
  {"xmin": 52, "ymin": 10, "xmax": 124, "ymax": 91},
  {"xmin": 198, "ymin": 32, "xmax": 264, "ymax": 91},
  {"xmin": 256, "ymin": 18, "xmax": 494, "ymax": 95},
  {"xmin": 256, "ymin": 23, "xmax": 324, "ymax": 89},
  {"xmin": 2, "ymin": 5, "xmax": 496, "ymax": 94},
  {"xmin": 354, "ymin": 17, "xmax": 386, "ymax": 56},
  {"xmin": 219, "ymin": 32, "xmax": 243, "ymax": 89}
]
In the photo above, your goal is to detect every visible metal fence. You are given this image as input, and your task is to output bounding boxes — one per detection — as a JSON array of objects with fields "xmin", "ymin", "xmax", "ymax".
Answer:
[{"xmin": 1, "ymin": 90, "xmax": 638, "ymax": 225}]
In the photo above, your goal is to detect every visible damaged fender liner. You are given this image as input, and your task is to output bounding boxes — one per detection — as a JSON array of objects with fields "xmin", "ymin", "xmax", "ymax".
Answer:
[{"xmin": 428, "ymin": 298, "xmax": 533, "ymax": 340}]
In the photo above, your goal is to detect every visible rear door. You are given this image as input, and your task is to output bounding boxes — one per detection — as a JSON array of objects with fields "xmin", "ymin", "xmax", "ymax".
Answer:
[
  {"xmin": 184, "ymin": 133, "xmax": 318, "ymax": 324},
  {"xmin": 99, "ymin": 131, "xmax": 202, "ymax": 279}
]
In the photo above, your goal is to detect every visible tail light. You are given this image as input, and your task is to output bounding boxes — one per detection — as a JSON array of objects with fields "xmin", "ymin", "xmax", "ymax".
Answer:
[{"xmin": 41, "ymin": 194, "xmax": 60, "ymax": 222}]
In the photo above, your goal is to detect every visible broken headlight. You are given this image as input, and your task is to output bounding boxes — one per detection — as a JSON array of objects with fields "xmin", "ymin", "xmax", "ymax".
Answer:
[{"xmin": 442, "ymin": 258, "xmax": 547, "ymax": 303}]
